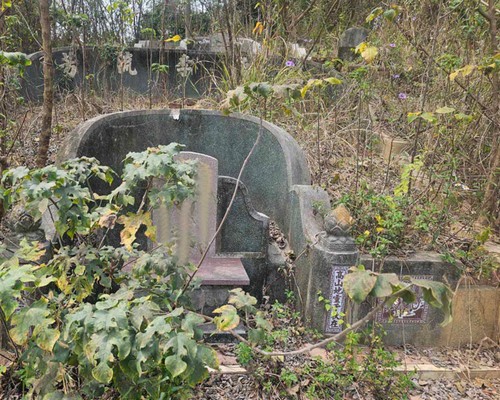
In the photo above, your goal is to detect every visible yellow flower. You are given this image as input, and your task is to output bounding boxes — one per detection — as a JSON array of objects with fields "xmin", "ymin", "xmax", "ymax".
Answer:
[
  {"xmin": 364, "ymin": 230, "xmax": 370, "ymax": 236},
  {"xmin": 376, "ymin": 227, "xmax": 384, "ymax": 233}
]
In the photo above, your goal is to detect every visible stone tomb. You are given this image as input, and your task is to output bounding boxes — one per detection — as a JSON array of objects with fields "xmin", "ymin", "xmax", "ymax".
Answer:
[
  {"xmin": 152, "ymin": 151, "xmax": 269, "ymax": 312},
  {"xmin": 338, "ymin": 27, "xmax": 370, "ymax": 61}
]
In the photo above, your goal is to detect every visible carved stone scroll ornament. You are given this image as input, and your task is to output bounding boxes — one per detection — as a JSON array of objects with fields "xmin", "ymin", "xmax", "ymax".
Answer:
[{"xmin": 3, "ymin": 205, "xmax": 45, "ymax": 242}]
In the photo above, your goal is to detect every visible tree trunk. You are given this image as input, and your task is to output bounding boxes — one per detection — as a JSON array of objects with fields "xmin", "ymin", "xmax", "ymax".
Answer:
[
  {"xmin": 36, "ymin": 0, "xmax": 54, "ymax": 168},
  {"xmin": 481, "ymin": 0, "xmax": 499, "ymax": 229}
]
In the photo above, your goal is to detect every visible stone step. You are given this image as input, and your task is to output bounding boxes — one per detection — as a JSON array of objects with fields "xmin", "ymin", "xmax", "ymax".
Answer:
[{"xmin": 196, "ymin": 257, "xmax": 250, "ymax": 286}]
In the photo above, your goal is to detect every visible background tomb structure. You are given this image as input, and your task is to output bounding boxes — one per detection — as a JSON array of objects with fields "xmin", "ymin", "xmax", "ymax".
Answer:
[
  {"xmin": 338, "ymin": 27, "xmax": 370, "ymax": 61},
  {"xmin": 20, "ymin": 38, "xmax": 319, "ymax": 103},
  {"xmin": 21, "ymin": 46, "xmax": 222, "ymax": 101},
  {"xmin": 55, "ymin": 109, "xmax": 489, "ymax": 345}
]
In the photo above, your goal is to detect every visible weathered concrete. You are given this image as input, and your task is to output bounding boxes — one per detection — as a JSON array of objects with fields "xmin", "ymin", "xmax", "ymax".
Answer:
[{"xmin": 439, "ymin": 285, "xmax": 500, "ymax": 346}]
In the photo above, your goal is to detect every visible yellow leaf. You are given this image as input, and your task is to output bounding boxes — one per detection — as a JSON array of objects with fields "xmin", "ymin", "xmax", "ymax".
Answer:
[
  {"xmin": 449, "ymin": 65, "xmax": 475, "ymax": 81},
  {"xmin": 252, "ymin": 21, "xmax": 264, "ymax": 35},
  {"xmin": 323, "ymin": 77, "xmax": 342, "ymax": 85},
  {"xmin": 449, "ymin": 70, "xmax": 459, "ymax": 81},
  {"xmin": 165, "ymin": 34, "xmax": 182, "ymax": 42},
  {"xmin": 355, "ymin": 42, "xmax": 368, "ymax": 54},
  {"xmin": 143, "ymin": 213, "xmax": 156, "ymax": 242},
  {"xmin": 213, "ymin": 305, "xmax": 240, "ymax": 331},
  {"xmin": 300, "ymin": 79, "xmax": 322, "ymax": 98},
  {"xmin": 462, "ymin": 64, "xmax": 475, "ymax": 77},
  {"xmin": 435, "ymin": 106, "xmax": 455, "ymax": 114},
  {"xmin": 117, "ymin": 212, "xmax": 156, "ymax": 251},
  {"xmin": 98, "ymin": 209, "xmax": 118, "ymax": 229},
  {"xmin": 361, "ymin": 46, "xmax": 378, "ymax": 63},
  {"xmin": 407, "ymin": 111, "xmax": 421, "ymax": 123}
]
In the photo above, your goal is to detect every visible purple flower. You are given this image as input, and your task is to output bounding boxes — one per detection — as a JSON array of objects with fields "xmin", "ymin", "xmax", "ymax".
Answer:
[
  {"xmin": 389, "ymin": 43, "xmax": 396, "ymax": 48},
  {"xmin": 392, "ymin": 74, "xmax": 400, "ymax": 79},
  {"xmin": 285, "ymin": 60, "xmax": 295, "ymax": 67},
  {"xmin": 398, "ymin": 92, "xmax": 407, "ymax": 100}
]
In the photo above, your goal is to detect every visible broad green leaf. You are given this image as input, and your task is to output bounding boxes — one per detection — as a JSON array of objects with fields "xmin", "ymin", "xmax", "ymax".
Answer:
[
  {"xmin": 181, "ymin": 312, "xmax": 204, "ymax": 337},
  {"xmin": 137, "ymin": 316, "xmax": 172, "ymax": 349},
  {"xmin": 370, "ymin": 273, "xmax": 399, "ymax": 298},
  {"xmin": 435, "ymin": 106, "xmax": 455, "ymax": 114},
  {"xmin": 10, "ymin": 299, "xmax": 55, "ymax": 347},
  {"xmin": 411, "ymin": 279, "xmax": 449, "ymax": 307},
  {"xmin": 420, "ymin": 112, "xmax": 437, "ymax": 124},
  {"xmin": 454, "ymin": 112, "xmax": 474, "ymax": 122},
  {"xmin": 253, "ymin": 82, "xmax": 272, "ymax": 98},
  {"xmin": 164, "ymin": 332, "xmax": 191, "ymax": 357},
  {"xmin": 213, "ymin": 305, "xmax": 240, "ymax": 331},
  {"xmin": 412, "ymin": 279, "xmax": 453, "ymax": 326},
  {"xmin": 383, "ymin": 9, "xmax": 396, "ymax": 21},
  {"xmin": 228, "ymin": 288, "xmax": 257, "ymax": 312},
  {"xmin": 9, "ymin": 296, "xmax": 60, "ymax": 351},
  {"xmin": 407, "ymin": 112, "xmax": 421, "ymax": 123},
  {"xmin": 384, "ymin": 286, "xmax": 416, "ymax": 308},
  {"xmin": 130, "ymin": 299, "xmax": 160, "ymax": 330},
  {"xmin": 0, "ymin": 261, "xmax": 36, "ymax": 318},
  {"xmin": 164, "ymin": 354, "xmax": 187, "ymax": 378},
  {"xmin": 0, "ymin": 51, "xmax": 32, "ymax": 67},
  {"xmin": 343, "ymin": 268, "xmax": 377, "ymax": 303},
  {"xmin": 92, "ymin": 361, "xmax": 113, "ymax": 384},
  {"xmin": 254, "ymin": 311, "xmax": 273, "ymax": 331},
  {"xmin": 366, "ymin": 7, "xmax": 383, "ymax": 22},
  {"xmin": 17, "ymin": 238, "xmax": 46, "ymax": 262},
  {"xmin": 184, "ymin": 345, "xmax": 218, "ymax": 385},
  {"xmin": 35, "ymin": 327, "xmax": 60, "ymax": 352},
  {"xmin": 248, "ymin": 328, "xmax": 266, "ymax": 344}
]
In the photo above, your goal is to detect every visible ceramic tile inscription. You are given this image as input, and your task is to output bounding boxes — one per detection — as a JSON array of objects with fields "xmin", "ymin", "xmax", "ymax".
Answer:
[
  {"xmin": 375, "ymin": 275, "xmax": 432, "ymax": 324},
  {"xmin": 325, "ymin": 266, "xmax": 349, "ymax": 334}
]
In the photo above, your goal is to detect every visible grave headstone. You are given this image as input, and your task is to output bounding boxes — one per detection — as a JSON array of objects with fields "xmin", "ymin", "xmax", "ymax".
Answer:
[
  {"xmin": 153, "ymin": 151, "xmax": 218, "ymax": 263},
  {"xmin": 151, "ymin": 151, "xmax": 271, "ymax": 296},
  {"xmin": 338, "ymin": 27, "xmax": 370, "ymax": 61}
]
